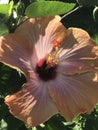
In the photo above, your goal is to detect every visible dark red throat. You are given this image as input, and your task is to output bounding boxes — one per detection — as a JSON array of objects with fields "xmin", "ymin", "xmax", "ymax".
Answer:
[{"xmin": 36, "ymin": 58, "xmax": 57, "ymax": 81}]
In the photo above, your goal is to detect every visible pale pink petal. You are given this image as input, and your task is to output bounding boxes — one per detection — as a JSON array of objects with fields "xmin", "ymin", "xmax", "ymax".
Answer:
[
  {"xmin": 15, "ymin": 16, "xmax": 66, "ymax": 59},
  {"xmin": 0, "ymin": 16, "xmax": 67, "ymax": 73},
  {"xmin": 5, "ymin": 72, "xmax": 58, "ymax": 127},
  {"xmin": 57, "ymin": 28, "xmax": 98, "ymax": 75},
  {"xmin": 48, "ymin": 72, "xmax": 98, "ymax": 121},
  {"xmin": 0, "ymin": 34, "xmax": 38, "ymax": 74}
]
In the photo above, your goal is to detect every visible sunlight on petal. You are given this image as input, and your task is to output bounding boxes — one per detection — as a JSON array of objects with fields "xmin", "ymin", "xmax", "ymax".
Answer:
[
  {"xmin": 49, "ymin": 72, "xmax": 98, "ymax": 121},
  {"xmin": 5, "ymin": 72, "xmax": 58, "ymax": 127}
]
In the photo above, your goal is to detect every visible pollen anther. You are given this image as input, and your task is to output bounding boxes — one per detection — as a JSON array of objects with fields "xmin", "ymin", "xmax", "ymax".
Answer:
[{"xmin": 47, "ymin": 52, "xmax": 59, "ymax": 68}]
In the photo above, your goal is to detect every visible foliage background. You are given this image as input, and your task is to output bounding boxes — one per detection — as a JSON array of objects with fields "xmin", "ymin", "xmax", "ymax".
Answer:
[{"xmin": 0, "ymin": 0, "xmax": 98, "ymax": 130}]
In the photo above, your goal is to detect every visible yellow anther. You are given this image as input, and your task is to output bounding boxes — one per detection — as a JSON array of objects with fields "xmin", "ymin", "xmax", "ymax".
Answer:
[{"xmin": 47, "ymin": 52, "xmax": 59, "ymax": 68}]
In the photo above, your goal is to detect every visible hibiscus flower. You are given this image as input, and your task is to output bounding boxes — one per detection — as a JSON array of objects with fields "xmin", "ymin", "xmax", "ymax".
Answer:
[{"xmin": 0, "ymin": 15, "xmax": 98, "ymax": 127}]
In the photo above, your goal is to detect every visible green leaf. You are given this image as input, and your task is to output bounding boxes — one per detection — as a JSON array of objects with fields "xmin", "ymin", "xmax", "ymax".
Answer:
[
  {"xmin": 25, "ymin": 1, "xmax": 75, "ymax": 18},
  {"xmin": 92, "ymin": 34, "xmax": 98, "ymax": 45},
  {"xmin": 0, "ymin": 0, "xmax": 14, "ymax": 16},
  {"xmin": 0, "ymin": 4, "xmax": 10, "ymax": 15},
  {"xmin": 8, "ymin": 0, "xmax": 14, "ymax": 16},
  {"xmin": 0, "ymin": 23, "xmax": 9, "ymax": 36}
]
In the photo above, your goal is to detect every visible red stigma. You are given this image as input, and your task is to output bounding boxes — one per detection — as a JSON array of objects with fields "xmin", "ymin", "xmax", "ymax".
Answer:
[
  {"xmin": 53, "ymin": 40, "xmax": 60, "ymax": 48},
  {"xmin": 37, "ymin": 58, "xmax": 46, "ymax": 67}
]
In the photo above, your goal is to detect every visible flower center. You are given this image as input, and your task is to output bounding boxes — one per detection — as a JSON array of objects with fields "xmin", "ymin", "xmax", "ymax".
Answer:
[
  {"xmin": 36, "ymin": 52, "xmax": 59, "ymax": 81},
  {"xmin": 36, "ymin": 40, "xmax": 61, "ymax": 81}
]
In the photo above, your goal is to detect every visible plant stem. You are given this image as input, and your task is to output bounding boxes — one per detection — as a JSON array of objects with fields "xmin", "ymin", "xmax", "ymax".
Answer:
[{"xmin": 61, "ymin": 5, "xmax": 83, "ymax": 19}]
